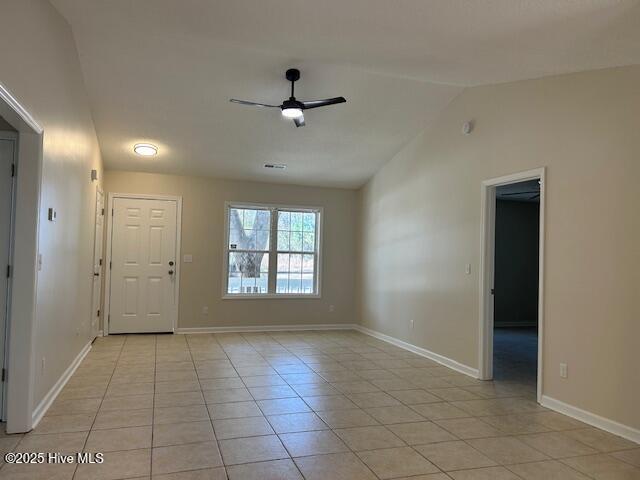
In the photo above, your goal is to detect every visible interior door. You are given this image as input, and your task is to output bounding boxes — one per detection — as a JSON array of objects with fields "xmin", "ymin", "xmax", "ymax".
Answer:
[
  {"xmin": 0, "ymin": 132, "xmax": 17, "ymax": 418},
  {"xmin": 90, "ymin": 188, "xmax": 104, "ymax": 339},
  {"xmin": 109, "ymin": 197, "xmax": 178, "ymax": 333}
]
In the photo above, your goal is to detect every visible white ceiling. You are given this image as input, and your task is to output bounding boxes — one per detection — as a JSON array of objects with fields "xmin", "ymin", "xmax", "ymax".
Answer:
[{"xmin": 50, "ymin": 0, "xmax": 640, "ymax": 188}]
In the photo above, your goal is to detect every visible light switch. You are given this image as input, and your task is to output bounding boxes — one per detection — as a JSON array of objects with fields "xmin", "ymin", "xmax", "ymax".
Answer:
[
  {"xmin": 465, "ymin": 263, "xmax": 471, "ymax": 275},
  {"xmin": 183, "ymin": 254, "xmax": 193, "ymax": 263}
]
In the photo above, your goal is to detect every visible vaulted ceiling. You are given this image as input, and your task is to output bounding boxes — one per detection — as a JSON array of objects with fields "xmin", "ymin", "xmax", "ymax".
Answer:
[{"xmin": 50, "ymin": 0, "xmax": 640, "ymax": 188}]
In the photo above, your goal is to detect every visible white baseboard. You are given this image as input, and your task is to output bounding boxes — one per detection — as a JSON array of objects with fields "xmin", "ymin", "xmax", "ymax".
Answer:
[
  {"xmin": 541, "ymin": 395, "xmax": 640, "ymax": 444},
  {"xmin": 176, "ymin": 323, "xmax": 359, "ymax": 334},
  {"xmin": 354, "ymin": 325, "xmax": 479, "ymax": 378},
  {"xmin": 31, "ymin": 341, "xmax": 92, "ymax": 429}
]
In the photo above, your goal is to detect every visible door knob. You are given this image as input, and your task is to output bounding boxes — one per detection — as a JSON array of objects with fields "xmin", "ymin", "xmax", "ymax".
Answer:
[
  {"xmin": 169, "ymin": 261, "xmax": 174, "ymax": 266},
  {"xmin": 94, "ymin": 272, "xmax": 100, "ymax": 277},
  {"xmin": 168, "ymin": 270, "xmax": 174, "ymax": 275}
]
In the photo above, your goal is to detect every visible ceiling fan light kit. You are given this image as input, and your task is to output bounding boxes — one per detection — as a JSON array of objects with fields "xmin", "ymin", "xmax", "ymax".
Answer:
[{"xmin": 230, "ymin": 68, "xmax": 346, "ymax": 128}]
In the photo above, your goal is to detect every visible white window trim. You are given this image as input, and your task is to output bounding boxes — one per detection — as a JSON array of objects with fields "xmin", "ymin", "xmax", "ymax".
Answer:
[{"xmin": 222, "ymin": 201, "xmax": 323, "ymax": 299}]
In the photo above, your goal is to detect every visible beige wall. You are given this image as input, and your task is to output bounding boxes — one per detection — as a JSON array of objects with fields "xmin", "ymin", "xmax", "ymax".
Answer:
[
  {"xmin": 104, "ymin": 171, "xmax": 358, "ymax": 329},
  {"xmin": 0, "ymin": 0, "xmax": 103, "ymax": 407},
  {"xmin": 358, "ymin": 66, "xmax": 640, "ymax": 429}
]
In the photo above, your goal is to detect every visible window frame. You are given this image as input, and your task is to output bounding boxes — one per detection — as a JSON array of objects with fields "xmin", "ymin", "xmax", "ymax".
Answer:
[{"xmin": 222, "ymin": 201, "xmax": 323, "ymax": 299}]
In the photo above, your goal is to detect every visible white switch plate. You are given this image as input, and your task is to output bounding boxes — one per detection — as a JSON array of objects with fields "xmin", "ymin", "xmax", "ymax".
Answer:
[
  {"xmin": 410, "ymin": 319, "xmax": 414, "ymax": 329},
  {"xmin": 183, "ymin": 254, "xmax": 193, "ymax": 263},
  {"xmin": 560, "ymin": 363, "xmax": 568, "ymax": 378},
  {"xmin": 465, "ymin": 264, "xmax": 471, "ymax": 275}
]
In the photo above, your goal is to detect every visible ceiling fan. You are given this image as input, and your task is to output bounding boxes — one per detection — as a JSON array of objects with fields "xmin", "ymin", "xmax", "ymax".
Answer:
[{"xmin": 230, "ymin": 69, "xmax": 346, "ymax": 128}]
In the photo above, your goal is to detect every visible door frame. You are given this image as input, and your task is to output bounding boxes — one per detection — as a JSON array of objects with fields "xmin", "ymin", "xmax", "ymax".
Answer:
[
  {"xmin": 103, "ymin": 193, "xmax": 182, "ymax": 335},
  {"xmin": 90, "ymin": 186, "xmax": 104, "ymax": 339},
  {"xmin": 0, "ymin": 82, "xmax": 45, "ymax": 432},
  {"xmin": 478, "ymin": 167, "xmax": 546, "ymax": 403}
]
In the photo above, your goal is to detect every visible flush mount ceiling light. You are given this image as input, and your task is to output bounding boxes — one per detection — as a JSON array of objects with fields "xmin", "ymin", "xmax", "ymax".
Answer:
[{"xmin": 133, "ymin": 143, "xmax": 158, "ymax": 156}]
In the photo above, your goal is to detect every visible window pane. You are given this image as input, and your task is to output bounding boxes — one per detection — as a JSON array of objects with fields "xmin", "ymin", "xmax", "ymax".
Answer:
[
  {"xmin": 277, "ymin": 211, "xmax": 290, "ymax": 230},
  {"xmin": 291, "ymin": 212, "xmax": 303, "ymax": 231},
  {"xmin": 227, "ymin": 252, "xmax": 269, "ymax": 294},
  {"xmin": 303, "ymin": 212, "xmax": 316, "ymax": 232},
  {"xmin": 229, "ymin": 207, "xmax": 270, "ymax": 252},
  {"xmin": 302, "ymin": 254, "xmax": 314, "ymax": 273},
  {"xmin": 303, "ymin": 232, "xmax": 315, "ymax": 252},
  {"xmin": 302, "ymin": 273, "xmax": 314, "ymax": 294},
  {"xmin": 276, "ymin": 272, "xmax": 289, "ymax": 293},
  {"xmin": 277, "ymin": 253, "xmax": 290, "ymax": 273},
  {"xmin": 289, "ymin": 274, "xmax": 302, "ymax": 293},
  {"xmin": 277, "ymin": 230, "xmax": 289, "ymax": 251},
  {"xmin": 290, "ymin": 231, "xmax": 303, "ymax": 251},
  {"xmin": 290, "ymin": 253, "xmax": 302, "ymax": 273}
]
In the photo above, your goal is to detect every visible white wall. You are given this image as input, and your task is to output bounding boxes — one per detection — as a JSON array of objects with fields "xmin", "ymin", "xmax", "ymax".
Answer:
[
  {"xmin": 358, "ymin": 66, "xmax": 640, "ymax": 430},
  {"xmin": 0, "ymin": 0, "xmax": 102, "ymax": 416}
]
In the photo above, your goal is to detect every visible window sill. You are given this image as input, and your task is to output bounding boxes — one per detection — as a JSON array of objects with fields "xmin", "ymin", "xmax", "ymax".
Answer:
[{"xmin": 222, "ymin": 293, "xmax": 321, "ymax": 300}]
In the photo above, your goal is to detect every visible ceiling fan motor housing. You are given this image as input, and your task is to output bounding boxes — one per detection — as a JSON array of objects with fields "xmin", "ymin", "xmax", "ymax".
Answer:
[{"xmin": 286, "ymin": 68, "xmax": 300, "ymax": 82}]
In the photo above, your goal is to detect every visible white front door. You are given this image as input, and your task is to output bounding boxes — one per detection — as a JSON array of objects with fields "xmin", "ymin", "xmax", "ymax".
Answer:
[
  {"xmin": 109, "ymin": 197, "xmax": 178, "ymax": 333},
  {"xmin": 0, "ymin": 132, "xmax": 17, "ymax": 418},
  {"xmin": 90, "ymin": 188, "xmax": 104, "ymax": 339}
]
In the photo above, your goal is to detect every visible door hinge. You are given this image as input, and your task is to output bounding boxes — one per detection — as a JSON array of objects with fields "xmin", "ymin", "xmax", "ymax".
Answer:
[
  {"xmin": 99, "ymin": 258, "xmax": 102, "ymax": 266},
  {"xmin": 109, "ymin": 261, "xmax": 112, "ymax": 270},
  {"xmin": 11, "ymin": 164, "xmax": 15, "ymax": 177},
  {"xmin": 97, "ymin": 309, "xmax": 100, "ymax": 317},
  {"xmin": 491, "ymin": 288, "xmax": 495, "ymax": 295},
  {"xmin": 2, "ymin": 368, "xmax": 6, "ymax": 382},
  {"xmin": 101, "ymin": 208, "xmax": 105, "ymax": 216},
  {"xmin": 6, "ymin": 265, "xmax": 10, "ymax": 278},
  {"xmin": 111, "ymin": 208, "xmax": 114, "ymax": 216}
]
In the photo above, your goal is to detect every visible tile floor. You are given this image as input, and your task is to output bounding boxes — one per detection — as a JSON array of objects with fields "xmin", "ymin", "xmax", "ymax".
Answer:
[{"xmin": 0, "ymin": 330, "xmax": 637, "ymax": 479}]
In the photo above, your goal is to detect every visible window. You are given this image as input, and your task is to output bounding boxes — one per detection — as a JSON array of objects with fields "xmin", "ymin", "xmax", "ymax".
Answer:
[{"xmin": 225, "ymin": 203, "xmax": 321, "ymax": 297}]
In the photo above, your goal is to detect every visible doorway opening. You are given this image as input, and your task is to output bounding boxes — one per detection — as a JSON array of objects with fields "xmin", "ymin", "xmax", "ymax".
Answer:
[{"xmin": 479, "ymin": 168, "xmax": 545, "ymax": 402}]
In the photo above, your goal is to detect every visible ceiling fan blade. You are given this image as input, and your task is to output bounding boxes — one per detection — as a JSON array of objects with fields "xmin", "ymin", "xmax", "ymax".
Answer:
[
  {"xmin": 230, "ymin": 99, "xmax": 280, "ymax": 108},
  {"xmin": 301, "ymin": 97, "xmax": 346, "ymax": 110},
  {"xmin": 293, "ymin": 115, "xmax": 305, "ymax": 128}
]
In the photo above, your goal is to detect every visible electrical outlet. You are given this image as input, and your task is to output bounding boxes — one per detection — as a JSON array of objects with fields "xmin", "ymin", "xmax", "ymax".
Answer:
[
  {"xmin": 560, "ymin": 363, "xmax": 568, "ymax": 379},
  {"xmin": 410, "ymin": 319, "xmax": 415, "ymax": 329},
  {"xmin": 202, "ymin": 306, "xmax": 209, "ymax": 315},
  {"xmin": 329, "ymin": 305, "xmax": 335, "ymax": 313},
  {"xmin": 465, "ymin": 263, "xmax": 471, "ymax": 275}
]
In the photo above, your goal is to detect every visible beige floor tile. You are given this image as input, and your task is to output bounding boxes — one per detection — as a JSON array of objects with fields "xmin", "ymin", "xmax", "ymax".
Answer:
[
  {"xmin": 266, "ymin": 412, "xmax": 328, "ymax": 434},
  {"xmin": 369, "ymin": 378, "xmax": 417, "ymax": 391},
  {"xmin": 410, "ymin": 402, "xmax": 470, "ymax": 420},
  {"xmin": 330, "ymin": 381, "xmax": 380, "ymax": 394},
  {"xmin": 226, "ymin": 458, "xmax": 302, "ymax": 480},
  {"xmin": 290, "ymin": 383, "xmax": 339, "ymax": 397},
  {"xmin": 294, "ymin": 452, "xmax": 377, "ymax": 480},
  {"xmin": 467, "ymin": 436, "xmax": 549, "ymax": 465},
  {"xmin": 611, "ymin": 448, "xmax": 640, "ymax": 467},
  {"xmin": 348, "ymin": 392, "xmax": 402, "ymax": 408},
  {"xmin": 247, "ymin": 385, "xmax": 297, "ymax": 400},
  {"xmin": 434, "ymin": 417, "xmax": 502, "ymax": 439},
  {"xmin": 153, "ymin": 421, "xmax": 215, "ymax": 446},
  {"xmin": 152, "ymin": 467, "xmax": 227, "ymax": 480},
  {"xmin": 518, "ymin": 431, "xmax": 599, "ymax": 458},
  {"xmin": 47, "ymin": 398, "xmax": 102, "ymax": 415},
  {"xmin": 154, "ymin": 392, "xmax": 205, "ymax": 408},
  {"xmin": 364, "ymin": 405, "xmax": 426, "ymax": 424},
  {"xmin": 447, "ymin": 466, "xmax": 521, "ymax": 479},
  {"xmin": 105, "ymin": 383, "xmax": 155, "ymax": 397},
  {"xmin": 415, "ymin": 440, "xmax": 497, "ymax": 471},
  {"xmin": 0, "ymin": 436, "xmax": 22, "ymax": 455},
  {"xmin": 240, "ymin": 375, "xmax": 286, "ymax": 388},
  {"xmin": 281, "ymin": 373, "xmax": 325, "ymax": 384},
  {"xmin": 203, "ymin": 388, "xmax": 253, "ymax": 404},
  {"xmin": 507, "ymin": 459, "xmax": 591, "ymax": 479},
  {"xmin": 563, "ymin": 427, "xmax": 639, "ymax": 453},
  {"xmin": 302, "ymin": 395, "xmax": 357, "ymax": 412},
  {"xmin": 334, "ymin": 425, "xmax": 405, "ymax": 451},
  {"xmin": 152, "ymin": 441, "xmax": 223, "ymax": 475},
  {"xmin": 561, "ymin": 453, "xmax": 640, "ymax": 479},
  {"xmin": 257, "ymin": 398, "xmax": 311, "ymax": 416},
  {"xmin": 0, "ymin": 462, "xmax": 77, "ymax": 479},
  {"xmin": 279, "ymin": 430, "xmax": 349, "ymax": 457},
  {"xmin": 33, "ymin": 413, "xmax": 95, "ymax": 434},
  {"xmin": 153, "ymin": 405, "xmax": 209, "ymax": 425},
  {"xmin": 75, "ymin": 448, "xmax": 151, "ymax": 480},
  {"xmin": 522, "ymin": 411, "xmax": 586, "ymax": 431},
  {"xmin": 208, "ymin": 401, "xmax": 263, "ymax": 420},
  {"xmin": 100, "ymin": 394, "xmax": 154, "ymax": 412},
  {"xmin": 357, "ymin": 446, "xmax": 439, "ymax": 479},
  {"xmin": 199, "ymin": 377, "xmax": 245, "ymax": 390},
  {"xmin": 389, "ymin": 390, "xmax": 442, "ymax": 405},
  {"xmin": 155, "ymin": 371, "xmax": 198, "ymax": 383},
  {"xmin": 316, "ymin": 409, "xmax": 379, "ymax": 429},
  {"xmin": 478, "ymin": 414, "xmax": 550, "ymax": 434},
  {"xmin": 94, "ymin": 409, "xmax": 153, "ymax": 430},
  {"xmin": 430, "ymin": 387, "xmax": 482, "ymax": 402},
  {"xmin": 213, "ymin": 416, "xmax": 273, "ymax": 440},
  {"xmin": 86, "ymin": 426, "xmax": 152, "ymax": 452},
  {"xmin": 154, "ymin": 381, "xmax": 200, "ymax": 394},
  {"xmin": 16, "ymin": 431, "xmax": 88, "ymax": 454},
  {"xmin": 387, "ymin": 421, "xmax": 457, "ymax": 445},
  {"xmin": 58, "ymin": 385, "xmax": 106, "ymax": 400},
  {"xmin": 388, "ymin": 474, "xmax": 450, "ymax": 480},
  {"xmin": 219, "ymin": 435, "xmax": 289, "ymax": 465}
]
